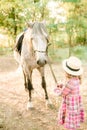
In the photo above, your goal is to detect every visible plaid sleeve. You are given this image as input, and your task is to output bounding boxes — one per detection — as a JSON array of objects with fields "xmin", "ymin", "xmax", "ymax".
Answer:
[{"xmin": 61, "ymin": 84, "xmax": 72, "ymax": 96}]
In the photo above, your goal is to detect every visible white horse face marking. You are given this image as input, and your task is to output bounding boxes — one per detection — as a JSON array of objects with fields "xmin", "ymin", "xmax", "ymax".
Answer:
[{"xmin": 32, "ymin": 35, "xmax": 48, "ymax": 66}]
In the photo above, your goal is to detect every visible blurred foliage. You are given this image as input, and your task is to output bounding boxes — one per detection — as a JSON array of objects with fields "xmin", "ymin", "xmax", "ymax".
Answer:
[
  {"xmin": 0, "ymin": 0, "xmax": 87, "ymax": 59},
  {"xmin": 62, "ymin": 0, "xmax": 81, "ymax": 2}
]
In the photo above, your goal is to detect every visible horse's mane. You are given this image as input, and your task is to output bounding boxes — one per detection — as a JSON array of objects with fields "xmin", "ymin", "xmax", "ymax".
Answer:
[{"xmin": 28, "ymin": 22, "xmax": 49, "ymax": 40}]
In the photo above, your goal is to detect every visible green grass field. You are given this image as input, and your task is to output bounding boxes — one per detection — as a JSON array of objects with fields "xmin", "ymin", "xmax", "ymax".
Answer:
[{"xmin": 48, "ymin": 45, "xmax": 87, "ymax": 63}]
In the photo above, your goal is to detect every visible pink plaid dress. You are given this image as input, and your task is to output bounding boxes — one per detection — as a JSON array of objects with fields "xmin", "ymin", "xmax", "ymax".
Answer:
[{"xmin": 57, "ymin": 77, "xmax": 84, "ymax": 130}]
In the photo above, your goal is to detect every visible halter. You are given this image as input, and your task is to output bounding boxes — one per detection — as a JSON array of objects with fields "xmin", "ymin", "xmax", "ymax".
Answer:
[
  {"xmin": 34, "ymin": 50, "xmax": 47, "ymax": 53},
  {"xmin": 33, "ymin": 43, "xmax": 51, "ymax": 54}
]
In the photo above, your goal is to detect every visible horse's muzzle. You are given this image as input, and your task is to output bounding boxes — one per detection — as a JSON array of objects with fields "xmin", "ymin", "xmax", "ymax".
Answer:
[{"xmin": 37, "ymin": 60, "xmax": 47, "ymax": 66}]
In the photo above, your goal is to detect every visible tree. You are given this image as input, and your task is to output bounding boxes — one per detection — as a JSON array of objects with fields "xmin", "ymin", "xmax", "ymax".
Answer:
[
  {"xmin": 0, "ymin": 0, "xmax": 28, "ymax": 37},
  {"xmin": 0, "ymin": 0, "xmax": 50, "ymax": 37},
  {"xmin": 65, "ymin": 0, "xmax": 87, "ymax": 56}
]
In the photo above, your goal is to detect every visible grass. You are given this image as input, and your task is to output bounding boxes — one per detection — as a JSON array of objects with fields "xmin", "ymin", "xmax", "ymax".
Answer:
[
  {"xmin": 0, "ymin": 47, "xmax": 13, "ymax": 55},
  {"xmin": 72, "ymin": 45, "xmax": 87, "ymax": 62},
  {"xmin": 48, "ymin": 45, "xmax": 87, "ymax": 63}
]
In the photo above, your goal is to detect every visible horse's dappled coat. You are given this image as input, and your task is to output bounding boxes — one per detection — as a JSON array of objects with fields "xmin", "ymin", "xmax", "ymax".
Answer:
[{"xmin": 14, "ymin": 22, "xmax": 51, "ymax": 108}]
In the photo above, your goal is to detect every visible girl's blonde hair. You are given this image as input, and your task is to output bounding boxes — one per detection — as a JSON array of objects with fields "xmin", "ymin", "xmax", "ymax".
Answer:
[{"xmin": 65, "ymin": 72, "xmax": 82, "ymax": 84}]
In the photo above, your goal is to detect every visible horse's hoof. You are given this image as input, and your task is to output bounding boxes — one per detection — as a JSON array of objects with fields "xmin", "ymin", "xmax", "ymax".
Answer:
[
  {"xmin": 46, "ymin": 99, "xmax": 52, "ymax": 105},
  {"xmin": 46, "ymin": 99, "xmax": 52, "ymax": 108},
  {"xmin": 27, "ymin": 102, "xmax": 34, "ymax": 110},
  {"xmin": 25, "ymin": 88, "xmax": 29, "ymax": 92}
]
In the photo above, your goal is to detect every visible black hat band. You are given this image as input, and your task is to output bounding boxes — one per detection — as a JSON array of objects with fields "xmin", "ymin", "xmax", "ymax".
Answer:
[{"xmin": 66, "ymin": 62, "xmax": 80, "ymax": 72}]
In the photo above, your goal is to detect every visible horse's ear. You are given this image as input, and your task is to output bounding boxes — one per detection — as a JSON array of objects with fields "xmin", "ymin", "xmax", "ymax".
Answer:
[{"xmin": 27, "ymin": 22, "xmax": 34, "ymax": 28}]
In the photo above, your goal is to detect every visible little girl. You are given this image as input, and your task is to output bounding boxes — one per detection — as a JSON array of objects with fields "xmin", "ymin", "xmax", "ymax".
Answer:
[{"xmin": 54, "ymin": 56, "xmax": 85, "ymax": 130}]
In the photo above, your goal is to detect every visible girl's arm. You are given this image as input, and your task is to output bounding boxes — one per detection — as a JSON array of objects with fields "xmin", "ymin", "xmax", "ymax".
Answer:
[
  {"xmin": 54, "ymin": 81, "xmax": 72, "ymax": 96},
  {"xmin": 60, "ymin": 82, "xmax": 72, "ymax": 96}
]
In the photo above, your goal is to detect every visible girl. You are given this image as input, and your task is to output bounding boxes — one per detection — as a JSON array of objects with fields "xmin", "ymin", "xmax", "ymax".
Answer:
[{"xmin": 54, "ymin": 56, "xmax": 85, "ymax": 130}]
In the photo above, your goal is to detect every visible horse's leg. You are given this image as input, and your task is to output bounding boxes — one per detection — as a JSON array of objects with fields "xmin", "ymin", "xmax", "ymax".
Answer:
[
  {"xmin": 23, "ymin": 68, "xmax": 34, "ymax": 109},
  {"xmin": 27, "ymin": 77, "xmax": 33, "ymax": 102},
  {"xmin": 23, "ymin": 70, "xmax": 28, "ymax": 91},
  {"xmin": 38, "ymin": 67, "xmax": 52, "ymax": 106},
  {"xmin": 42, "ymin": 76, "xmax": 48, "ymax": 100},
  {"xmin": 38, "ymin": 67, "xmax": 48, "ymax": 99},
  {"xmin": 26, "ymin": 71, "xmax": 34, "ymax": 109}
]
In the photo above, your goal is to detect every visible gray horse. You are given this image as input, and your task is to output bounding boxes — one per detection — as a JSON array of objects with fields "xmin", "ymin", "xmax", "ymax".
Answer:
[{"xmin": 14, "ymin": 21, "xmax": 51, "ymax": 109}]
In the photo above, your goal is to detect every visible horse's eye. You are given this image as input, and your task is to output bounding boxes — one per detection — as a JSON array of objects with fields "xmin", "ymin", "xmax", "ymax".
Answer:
[
  {"xmin": 48, "ymin": 43, "xmax": 51, "ymax": 47},
  {"xmin": 46, "ymin": 46, "xmax": 49, "ymax": 53},
  {"xmin": 47, "ymin": 43, "xmax": 51, "ymax": 49},
  {"xmin": 47, "ymin": 39, "xmax": 49, "ymax": 43},
  {"xmin": 46, "ymin": 43, "xmax": 51, "ymax": 53}
]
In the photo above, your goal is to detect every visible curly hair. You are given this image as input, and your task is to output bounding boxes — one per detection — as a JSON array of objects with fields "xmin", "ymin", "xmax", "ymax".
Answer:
[{"xmin": 65, "ymin": 72, "xmax": 82, "ymax": 84}]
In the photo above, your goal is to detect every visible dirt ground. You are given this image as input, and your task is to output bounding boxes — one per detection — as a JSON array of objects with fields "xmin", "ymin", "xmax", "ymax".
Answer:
[{"xmin": 0, "ymin": 55, "xmax": 87, "ymax": 130}]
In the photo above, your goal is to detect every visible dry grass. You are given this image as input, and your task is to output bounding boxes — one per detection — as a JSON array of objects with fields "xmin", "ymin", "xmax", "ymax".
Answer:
[{"xmin": 0, "ymin": 55, "xmax": 87, "ymax": 130}]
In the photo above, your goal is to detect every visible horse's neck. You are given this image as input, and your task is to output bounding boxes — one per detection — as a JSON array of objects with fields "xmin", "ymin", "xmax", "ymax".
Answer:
[{"xmin": 21, "ymin": 32, "xmax": 34, "ymax": 60}]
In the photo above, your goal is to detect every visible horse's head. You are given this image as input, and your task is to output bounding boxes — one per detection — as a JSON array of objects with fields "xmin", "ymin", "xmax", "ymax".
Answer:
[{"xmin": 27, "ymin": 21, "xmax": 50, "ymax": 67}]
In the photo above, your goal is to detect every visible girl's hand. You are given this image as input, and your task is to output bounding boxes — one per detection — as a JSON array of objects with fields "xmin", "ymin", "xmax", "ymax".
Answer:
[
  {"xmin": 57, "ymin": 84, "xmax": 63, "ymax": 88},
  {"xmin": 54, "ymin": 87, "xmax": 61, "ymax": 96}
]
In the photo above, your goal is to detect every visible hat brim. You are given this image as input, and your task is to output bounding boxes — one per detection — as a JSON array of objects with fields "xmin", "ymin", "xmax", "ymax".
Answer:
[{"xmin": 62, "ymin": 59, "xmax": 83, "ymax": 76}]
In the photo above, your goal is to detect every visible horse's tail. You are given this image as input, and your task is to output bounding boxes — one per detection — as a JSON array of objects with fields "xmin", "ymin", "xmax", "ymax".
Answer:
[
  {"xmin": 14, "ymin": 32, "xmax": 24, "ymax": 64},
  {"xmin": 14, "ymin": 49, "xmax": 21, "ymax": 64}
]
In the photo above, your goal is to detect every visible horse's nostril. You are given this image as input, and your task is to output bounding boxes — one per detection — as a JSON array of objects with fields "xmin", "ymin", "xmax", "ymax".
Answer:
[
  {"xmin": 37, "ymin": 60, "xmax": 47, "ymax": 66},
  {"xmin": 45, "ymin": 60, "xmax": 47, "ymax": 64},
  {"xmin": 37, "ymin": 60, "xmax": 40, "ymax": 65}
]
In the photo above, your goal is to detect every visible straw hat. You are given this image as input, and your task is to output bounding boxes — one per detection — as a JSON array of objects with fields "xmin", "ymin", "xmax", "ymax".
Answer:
[{"xmin": 62, "ymin": 56, "xmax": 83, "ymax": 76}]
